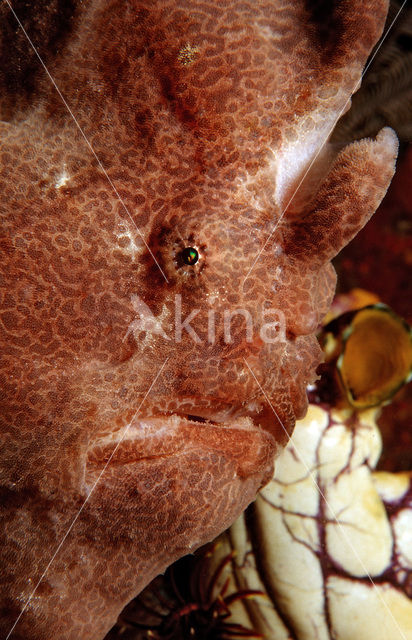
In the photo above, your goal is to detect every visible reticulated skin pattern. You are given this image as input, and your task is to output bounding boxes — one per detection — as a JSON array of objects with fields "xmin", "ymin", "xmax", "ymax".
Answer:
[{"xmin": 0, "ymin": 2, "xmax": 398, "ymax": 639}]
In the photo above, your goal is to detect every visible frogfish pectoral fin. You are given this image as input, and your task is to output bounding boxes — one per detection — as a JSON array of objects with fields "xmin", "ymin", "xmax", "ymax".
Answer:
[{"xmin": 282, "ymin": 127, "xmax": 398, "ymax": 265}]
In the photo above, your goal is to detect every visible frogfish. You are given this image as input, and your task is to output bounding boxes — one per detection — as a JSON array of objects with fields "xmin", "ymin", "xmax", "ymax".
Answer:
[{"xmin": 0, "ymin": 1, "xmax": 398, "ymax": 638}]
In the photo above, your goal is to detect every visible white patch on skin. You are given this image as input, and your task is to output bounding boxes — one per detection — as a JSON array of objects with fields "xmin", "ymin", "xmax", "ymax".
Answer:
[
  {"xmin": 254, "ymin": 22, "xmax": 285, "ymax": 43},
  {"xmin": 271, "ymin": 127, "xmax": 325, "ymax": 208},
  {"xmin": 54, "ymin": 166, "xmax": 70, "ymax": 189},
  {"xmin": 116, "ymin": 223, "xmax": 142, "ymax": 260},
  {"xmin": 270, "ymin": 108, "xmax": 344, "ymax": 210},
  {"xmin": 233, "ymin": 110, "xmax": 340, "ymax": 215},
  {"xmin": 234, "ymin": 173, "xmax": 265, "ymax": 211},
  {"xmin": 205, "ymin": 291, "xmax": 218, "ymax": 305},
  {"xmin": 245, "ymin": 400, "xmax": 263, "ymax": 414},
  {"xmin": 91, "ymin": 417, "xmax": 179, "ymax": 448},
  {"xmin": 272, "ymin": 265, "xmax": 283, "ymax": 292}
]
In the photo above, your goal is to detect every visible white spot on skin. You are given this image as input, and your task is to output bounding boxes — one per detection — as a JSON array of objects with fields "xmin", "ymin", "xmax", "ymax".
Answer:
[
  {"xmin": 254, "ymin": 22, "xmax": 283, "ymax": 42},
  {"xmin": 234, "ymin": 173, "xmax": 266, "ymax": 211},
  {"xmin": 269, "ymin": 107, "xmax": 344, "ymax": 210},
  {"xmin": 272, "ymin": 265, "xmax": 283, "ymax": 292},
  {"xmin": 54, "ymin": 166, "xmax": 70, "ymax": 189},
  {"xmin": 116, "ymin": 223, "xmax": 142, "ymax": 260},
  {"xmin": 206, "ymin": 292, "xmax": 218, "ymax": 305},
  {"xmin": 233, "ymin": 111, "xmax": 338, "ymax": 215},
  {"xmin": 245, "ymin": 401, "xmax": 263, "ymax": 414}
]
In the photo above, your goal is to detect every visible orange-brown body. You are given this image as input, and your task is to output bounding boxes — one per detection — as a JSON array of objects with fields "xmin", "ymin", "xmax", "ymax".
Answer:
[{"xmin": 0, "ymin": 1, "xmax": 397, "ymax": 638}]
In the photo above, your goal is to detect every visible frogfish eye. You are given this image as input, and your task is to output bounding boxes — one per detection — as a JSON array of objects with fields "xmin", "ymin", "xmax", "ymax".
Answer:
[{"xmin": 181, "ymin": 247, "xmax": 199, "ymax": 265}]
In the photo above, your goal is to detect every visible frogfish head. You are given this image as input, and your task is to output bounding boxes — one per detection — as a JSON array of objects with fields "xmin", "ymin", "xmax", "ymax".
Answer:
[
  {"xmin": 0, "ymin": 1, "xmax": 398, "ymax": 639},
  {"xmin": 134, "ymin": 196, "xmax": 336, "ymax": 444}
]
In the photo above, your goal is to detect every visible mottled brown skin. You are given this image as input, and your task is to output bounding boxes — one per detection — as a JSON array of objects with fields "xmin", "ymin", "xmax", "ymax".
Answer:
[{"xmin": 0, "ymin": 1, "xmax": 398, "ymax": 638}]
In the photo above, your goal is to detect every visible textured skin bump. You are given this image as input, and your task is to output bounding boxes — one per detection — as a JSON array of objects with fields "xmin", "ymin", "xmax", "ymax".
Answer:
[{"xmin": 0, "ymin": 2, "xmax": 397, "ymax": 639}]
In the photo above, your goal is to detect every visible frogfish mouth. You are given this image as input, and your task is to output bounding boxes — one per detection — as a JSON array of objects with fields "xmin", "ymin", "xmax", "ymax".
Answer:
[{"xmin": 0, "ymin": 1, "xmax": 398, "ymax": 638}]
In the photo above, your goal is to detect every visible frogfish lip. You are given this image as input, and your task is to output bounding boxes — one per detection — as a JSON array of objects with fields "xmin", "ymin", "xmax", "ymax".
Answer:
[{"xmin": 86, "ymin": 410, "xmax": 277, "ymax": 479}]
